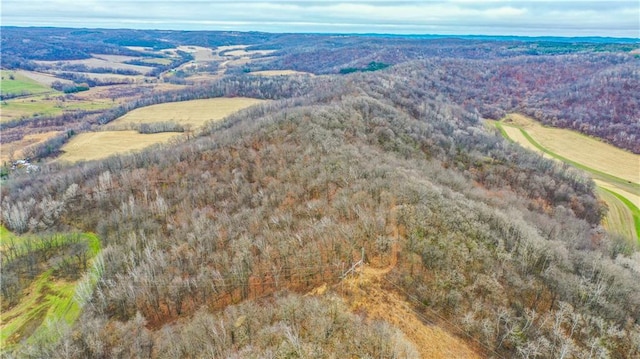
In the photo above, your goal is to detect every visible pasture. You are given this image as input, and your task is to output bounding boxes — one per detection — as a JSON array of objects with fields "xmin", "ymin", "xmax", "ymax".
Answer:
[
  {"xmin": 1, "ymin": 94, "xmax": 115, "ymax": 123},
  {"xmin": 106, "ymin": 97, "xmax": 265, "ymax": 130},
  {"xmin": 57, "ymin": 131, "xmax": 179, "ymax": 163},
  {"xmin": 0, "ymin": 71, "xmax": 53, "ymax": 96}
]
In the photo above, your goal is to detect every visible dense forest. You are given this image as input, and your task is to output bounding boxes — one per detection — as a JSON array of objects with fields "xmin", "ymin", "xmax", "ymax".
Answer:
[{"xmin": 2, "ymin": 60, "xmax": 639, "ymax": 358}]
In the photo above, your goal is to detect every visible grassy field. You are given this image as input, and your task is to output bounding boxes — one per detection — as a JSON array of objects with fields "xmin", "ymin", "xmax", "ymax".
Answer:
[
  {"xmin": 503, "ymin": 114, "xmax": 639, "ymax": 184},
  {"xmin": 1, "ymin": 71, "xmax": 54, "ymax": 96},
  {"xmin": 1, "ymin": 231, "xmax": 102, "ymax": 352},
  {"xmin": 493, "ymin": 114, "xmax": 640, "ymax": 243},
  {"xmin": 1, "ymin": 95, "xmax": 115, "ymax": 123},
  {"xmin": 106, "ymin": 97, "xmax": 265, "ymax": 130},
  {"xmin": 58, "ymin": 98, "xmax": 265, "ymax": 163},
  {"xmin": 250, "ymin": 70, "xmax": 313, "ymax": 77},
  {"xmin": 597, "ymin": 187, "xmax": 638, "ymax": 241},
  {"xmin": 35, "ymin": 58, "xmax": 154, "ymax": 74},
  {"xmin": 57, "ymin": 131, "xmax": 180, "ymax": 163}
]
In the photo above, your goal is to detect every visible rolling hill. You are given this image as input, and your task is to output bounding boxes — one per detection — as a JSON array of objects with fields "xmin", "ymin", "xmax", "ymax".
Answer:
[{"xmin": 2, "ymin": 66, "xmax": 639, "ymax": 358}]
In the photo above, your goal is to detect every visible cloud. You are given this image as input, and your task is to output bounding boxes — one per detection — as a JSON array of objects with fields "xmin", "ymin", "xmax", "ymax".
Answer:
[{"xmin": 2, "ymin": 0, "xmax": 638, "ymax": 37}]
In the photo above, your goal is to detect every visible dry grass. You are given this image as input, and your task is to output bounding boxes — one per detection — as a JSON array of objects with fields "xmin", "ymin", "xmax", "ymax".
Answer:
[
  {"xmin": 51, "ymin": 71, "xmax": 143, "ymax": 82},
  {"xmin": 1, "ymin": 131, "xmax": 62, "ymax": 162},
  {"xmin": 225, "ymin": 49, "xmax": 276, "ymax": 57},
  {"xmin": 36, "ymin": 58, "xmax": 153, "ymax": 73},
  {"xmin": 597, "ymin": 186, "xmax": 637, "ymax": 241},
  {"xmin": 594, "ymin": 180, "xmax": 640, "ymax": 220},
  {"xmin": 339, "ymin": 266, "xmax": 481, "ymax": 359},
  {"xmin": 504, "ymin": 114, "xmax": 639, "ymax": 184},
  {"xmin": 15, "ymin": 70, "xmax": 73, "ymax": 87},
  {"xmin": 250, "ymin": 70, "xmax": 313, "ymax": 77},
  {"xmin": 91, "ymin": 54, "xmax": 140, "ymax": 63},
  {"xmin": 177, "ymin": 46, "xmax": 216, "ymax": 62},
  {"xmin": 57, "ymin": 131, "xmax": 179, "ymax": 163},
  {"xmin": 106, "ymin": 97, "xmax": 265, "ymax": 130}
]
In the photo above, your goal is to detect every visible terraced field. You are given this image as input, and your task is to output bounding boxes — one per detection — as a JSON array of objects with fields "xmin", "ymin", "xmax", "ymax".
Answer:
[{"xmin": 493, "ymin": 114, "xmax": 640, "ymax": 243}]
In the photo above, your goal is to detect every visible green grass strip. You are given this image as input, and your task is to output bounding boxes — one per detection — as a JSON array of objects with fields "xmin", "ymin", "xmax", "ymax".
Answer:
[
  {"xmin": 601, "ymin": 187, "xmax": 640, "ymax": 243},
  {"xmin": 1, "ymin": 232, "xmax": 102, "ymax": 353},
  {"xmin": 516, "ymin": 128, "xmax": 639, "ymax": 191},
  {"xmin": 493, "ymin": 121, "xmax": 639, "ymax": 243}
]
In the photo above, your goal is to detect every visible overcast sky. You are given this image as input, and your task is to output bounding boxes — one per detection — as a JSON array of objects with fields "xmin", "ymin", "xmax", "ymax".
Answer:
[{"xmin": 2, "ymin": 1, "xmax": 639, "ymax": 38}]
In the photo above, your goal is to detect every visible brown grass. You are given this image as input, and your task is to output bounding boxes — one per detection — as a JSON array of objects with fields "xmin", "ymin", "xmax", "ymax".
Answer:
[
  {"xmin": 177, "ymin": 46, "xmax": 216, "ymax": 62},
  {"xmin": 1, "ymin": 131, "xmax": 62, "ymax": 162},
  {"xmin": 16, "ymin": 70, "xmax": 73, "ymax": 87},
  {"xmin": 339, "ymin": 266, "xmax": 481, "ymax": 359},
  {"xmin": 106, "ymin": 97, "xmax": 265, "ymax": 130},
  {"xmin": 57, "ymin": 131, "xmax": 179, "ymax": 163},
  {"xmin": 36, "ymin": 58, "xmax": 153, "ymax": 73},
  {"xmin": 225, "ymin": 49, "xmax": 276, "ymax": 57}
]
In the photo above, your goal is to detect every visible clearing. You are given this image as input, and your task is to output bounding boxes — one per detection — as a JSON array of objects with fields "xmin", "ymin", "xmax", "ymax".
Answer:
[
  {"xmin": 105, "ymin": 97, "xmax": 265, "ymax": 130},
  {"xmin": 325, "ymin": 233, "xmax": 481, "ymax": 358},
  {"xmin": 0, "ymin": 230, "xmax": 102, "ymax": 353},
  {"xmin": 57, "ymin": 131, "xmax": 179, "ymax": 163}
]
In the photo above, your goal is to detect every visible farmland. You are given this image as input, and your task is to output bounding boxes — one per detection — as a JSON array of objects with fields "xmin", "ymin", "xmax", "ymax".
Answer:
[
  {"xmin": 0, "ymin": 70, "xmax": 54, "ymax": 97},
  {"xmin": 494, "ymin": 114, "xmax": 640, "ymax": 243},
  {"xmin": 106, "ymin": 97, "xmax": 265, "ymax": 130},
  {"xmin": 56, "ymin": 131, "xmax": 179, "ymax": 163},
  {"xmin": 57, "ymin": 97, "xmax": 265, "ymax": 162}
]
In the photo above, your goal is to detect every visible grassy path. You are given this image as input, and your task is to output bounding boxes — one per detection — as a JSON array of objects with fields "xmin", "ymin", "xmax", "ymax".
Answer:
[
  {"xmin": 0, "ymin": 231, "xmax": 102, "ymax": 352},
  {"xmin": 493, "ymin": 118, "xmax": 640, "ymax": 243}
]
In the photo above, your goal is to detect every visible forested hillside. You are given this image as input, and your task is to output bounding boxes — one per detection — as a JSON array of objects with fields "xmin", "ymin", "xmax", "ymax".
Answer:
[{"xmin": 2, "ymin": 68, "xmax": 639, "ymax": 357}]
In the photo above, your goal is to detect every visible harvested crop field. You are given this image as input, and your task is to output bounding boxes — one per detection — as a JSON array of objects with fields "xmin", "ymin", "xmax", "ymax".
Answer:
[
  {"xmin": 503, "ymin": 114, "xmax": 639, "ymax": 184},
  {"xmin": 106, "ymin": 97, "xmax": 265, "ymax": 130},
  {"xmin": 57, "ymin": 131, "xmax": 179, "ymax": 163}
]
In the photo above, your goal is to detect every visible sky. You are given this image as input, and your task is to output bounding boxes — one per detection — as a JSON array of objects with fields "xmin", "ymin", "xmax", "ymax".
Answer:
[{"xmin": 2, "ymin": 1, "xmax": 639, "ymax": 38}]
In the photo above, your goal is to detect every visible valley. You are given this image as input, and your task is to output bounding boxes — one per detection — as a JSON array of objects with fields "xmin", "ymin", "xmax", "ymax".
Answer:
[{"xmin": 1, "ymin": 27, "xmax": 639, "ymax": 358}]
